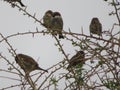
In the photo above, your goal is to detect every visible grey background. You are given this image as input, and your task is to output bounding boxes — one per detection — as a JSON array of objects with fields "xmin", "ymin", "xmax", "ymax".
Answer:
[{"xmin": 0, "ymin": 0, "xmax": 116, "ymax": 89}]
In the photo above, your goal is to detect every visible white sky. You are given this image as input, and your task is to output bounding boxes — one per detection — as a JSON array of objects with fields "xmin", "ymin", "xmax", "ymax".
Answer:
[{"xmin": 0, "ymin": 0, "xmax": 117, "ymax": 90}]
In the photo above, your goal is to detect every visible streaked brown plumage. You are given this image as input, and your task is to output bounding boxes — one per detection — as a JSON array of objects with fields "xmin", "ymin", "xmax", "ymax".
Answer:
[
  {"xmin": 67, "ymin": 51, "xmax": 85, "ymax": 69},
  {"xmin": 43, "ymin": 10, "xmax": 53, "ymax": 28},
  {"xmin": 43, "ymin": 10, "xmax": 64, "ymax": 39},
  {"xmin": 15, "ymin": 54, "xmax": 48, "ymax": 74},
  {"xmin": 51, "ymin": 12, "xmax": 64, "ymax": 39},
  {"xmin": 89, "ymin": 17, "xmax": 102, "ymax": 37}
]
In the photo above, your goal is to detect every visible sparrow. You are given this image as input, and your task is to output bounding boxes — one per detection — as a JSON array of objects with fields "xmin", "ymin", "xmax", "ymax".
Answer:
[
  {"xmin": 50, "ymin": 12, "xmax": 64, "ymax": 39},
  {"xmin": 6, "ymin": 0, "xmax": 25, "ymax": 7},
  {"xmin": 43, "ymin": 10, "xmax": 53, "ymax": 28},
  {"xmin": 15, "ymin": 54, "xmax": 48, "ymax": 75},
  {"xmin": 89, "ymin": 17, "xmax": 102, "ymax": 37},
  {"xmin": 67, "ymin": 51, "xmax": 85, "ymax": 69}
]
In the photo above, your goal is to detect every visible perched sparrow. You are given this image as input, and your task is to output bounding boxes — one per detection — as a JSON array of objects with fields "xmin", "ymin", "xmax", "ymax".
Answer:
[
  {"xmin": 43, "ymin": 10, "xmax": 53, "ymax": 28},
  {"xmin": 89, "ymin": 17, "xmax": 102, "ymax": 37},
  {"xmin": 15, "ymin": 54, "xmax": 48, "ymax": 75},
  {"xmin": 67, "ymin": 51, "xmax": 85, "ymax": 69},
  {"xmin": 50, "ymin": 12, "xmax": 64, "ymax": 39},
  {"xmin": 6, "ymin": 0, "xmax": 25, "ymax": 7}
]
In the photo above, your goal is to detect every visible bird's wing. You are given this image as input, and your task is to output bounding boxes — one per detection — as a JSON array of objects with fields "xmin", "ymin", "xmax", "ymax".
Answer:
[{"xmin": 51, "ymin": 17, "xmax": 63, "ymax": 30}]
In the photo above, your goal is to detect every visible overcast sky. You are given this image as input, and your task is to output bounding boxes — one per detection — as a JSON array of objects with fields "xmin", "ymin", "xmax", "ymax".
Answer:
[{"xmin": 0, "ymin": 0, "xmax": 117, "ymax": 89}]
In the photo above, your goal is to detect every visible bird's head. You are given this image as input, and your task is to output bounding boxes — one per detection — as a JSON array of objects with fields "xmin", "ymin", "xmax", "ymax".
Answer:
[
  {"xmin": 78, "ymin": 51, "xmax": 85, "ymax": 57},
  {"xmin": 45, "ymin": 10, "xmax": 53, "ymax": 16},
  {"xmin": 53, "ymin": 12, "xmax": 61, "ymax": 17},
  {"xmin": 92, "ymin": 17, "xmax": 99, "ymax": 24}
]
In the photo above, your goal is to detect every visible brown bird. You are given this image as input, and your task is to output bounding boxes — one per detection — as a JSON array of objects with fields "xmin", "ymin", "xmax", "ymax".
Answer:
[
  {"xmin": 6, "ymin": 0, "xmax": 25, "ymax": 7},
  {"xmin": 89, "ymin": 17, "xmax": 102, "ymax": 37},
  {"xmin": 43, "ymin": 10, "xmax": 53, "ymax": 28},
  {"xmin": 15, "ymin": 54, "xmax": 48, "ymax": 75},
  {"xmin": 67, "ymin": 51, "xmax": 85, "ymax": 69},
  {"xmin": 51, "ymin": 12, "xmax": 64, "ymax": 39}
]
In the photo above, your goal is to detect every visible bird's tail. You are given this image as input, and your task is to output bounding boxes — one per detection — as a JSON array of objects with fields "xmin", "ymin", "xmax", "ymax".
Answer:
[
  {"xmin": 19, "ymin": 1, "xmax": 25, "ymax": 7},
  {"xmin": 38, "ymin": 67, "xmax": 48, "ymax": 73},
  {"xmin": 59, "ymin": 34, "xmax": 64, "ymax": 39}
]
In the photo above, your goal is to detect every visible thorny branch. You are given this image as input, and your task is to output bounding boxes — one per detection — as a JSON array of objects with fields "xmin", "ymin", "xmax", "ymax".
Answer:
[{"xmin": 0, "ymin": 0, "xmax": 120, "ymax": 90}]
